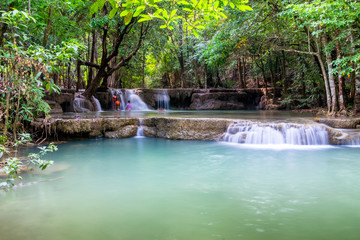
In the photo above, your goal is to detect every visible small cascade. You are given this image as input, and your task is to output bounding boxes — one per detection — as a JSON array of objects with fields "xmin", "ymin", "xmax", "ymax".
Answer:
[
  {"xmin": 156, "ymin": 89, "xmax": 170, "ymax": 110},
  {"xmin": 119, "ymin": 91, "xmax": 125, "ymax": 110},
  {"xmin": 93, "ymin": 96, "xmax": 102, "ymax": 112},
  {"xmin": 111, "ymin": 89, "xmax": 126, "ymax": 110},
  {"xmin": 136, "ymin": 118, "xmax": 145, "ymax": 138},
  {"xmin": 110, "ymin": 89, "xmax": 149, "ymax": 110},
  {"xmin": 223, "ymin": 122, "xmax": 329, "ymax": 145},
  {"xmin": 334, "ymin": 130, "xmax": 360, "ymax": 145},
  {"xmin": 73, "ymin": 95, "xmax": 102, "ymax": 113},
  {"xmin": 73, "ymin": 97, "xmax": 91, "ymax": 113},
  {"xmin": 125, "ymin": 89, "xmax": 150, "ymax": 110}
]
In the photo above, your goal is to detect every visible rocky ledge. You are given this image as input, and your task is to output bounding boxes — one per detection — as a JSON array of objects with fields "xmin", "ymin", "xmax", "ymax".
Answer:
[
  {"xmin": 316, "ymin": 118, "xmax": 360, "ymax": 129},
  {"xmin": 33, "ymin": 117, "xmax": 360, "ymax": 145},
  {"xmin": 41, "ymin": 117, "xmax": 233, "ymax": 141}
]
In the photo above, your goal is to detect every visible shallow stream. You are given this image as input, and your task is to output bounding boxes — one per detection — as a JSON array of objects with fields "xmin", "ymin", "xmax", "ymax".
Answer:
[{"xmin": 1, "ymin": 138, "xmax": 360, "ymax": 240}]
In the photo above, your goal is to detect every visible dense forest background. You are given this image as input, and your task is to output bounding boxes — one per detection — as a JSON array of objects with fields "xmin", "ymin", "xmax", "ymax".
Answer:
[{"xmin": 1, "ymin": 0, "xmax": 360, "ymax": 118}]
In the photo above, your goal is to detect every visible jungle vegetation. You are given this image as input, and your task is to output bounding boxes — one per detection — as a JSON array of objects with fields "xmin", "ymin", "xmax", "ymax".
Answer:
[{"xmin": 0, "ymin": 0, "xmax": 360, "ymax": 139}]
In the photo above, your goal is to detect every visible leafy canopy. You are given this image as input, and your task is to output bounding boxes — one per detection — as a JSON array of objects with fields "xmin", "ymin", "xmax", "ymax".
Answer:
[{"xmin": 90, "ymin": 0, "xmax": 252, "ymax": 36}]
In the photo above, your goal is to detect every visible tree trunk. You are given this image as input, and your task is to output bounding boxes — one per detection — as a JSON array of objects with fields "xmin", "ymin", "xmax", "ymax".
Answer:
[
  {"xmin": 242, "ymin": 57, "xmax": 247, "ymax": 88},
  {"xmin": 42, "ymin": 6, "xmax": 53, "ymax": 48},
  {"xmin": 322, "ymin": 36, "xmax": 337, "ymax": 113},
  {"xmin": 142, "ymin": 50, "xmax": 146, "ymax": 88},
  {"xmin": 349, "ymin": 29, "xmax": 356, "ymax": 104},
  {"xmin": 355, "ymin": 73, "xmax": 360, "ymax": 114},
  {"xmin": 67, "ymin": 60, "xmax": 72, "ymax": 89},
  {"xmin": 178, "ymin": 24, "xmax": 185, "ymax": 88},
  {"xmin": 335, "ymin": 30, "xmax": 346, "ymax": 112},
  {"xmin": 83, "ymin": 69, "xmax": 107, "ymax": 98},
  {"xmin": 2, "ymin": 79, "xmax": 10, "ymax": 137},
  {"xmin": 237, "ymin": 58, "xmax": 245, "ymax": 88},
  {"xmin": 12, "ymin": 93, "xmax": 21, "ymax": 140},
  {"xmin": 316, "ymin": 52, "xmax": 331, "ymax": 112},
  {"xmin": 28, "ymin": 0, "xmax": 31, "ymax": 15},
  {"xmin": 76, "ymin": 60, "xmax": 82, "ymax": 91},
  {"xmin": 194, "ymin": 59, "xmax": 198, "ymax": 88},
  {"xmin": 88, "ymin": 24, "xmax": 96, "ymax": 88},
  {"xmin": 204, "ymin": 64, "xmax": 207, "ymax": 89},
  {"xmin": 281, "ymin": 51, "xmax": 287, "ymax": 94}
]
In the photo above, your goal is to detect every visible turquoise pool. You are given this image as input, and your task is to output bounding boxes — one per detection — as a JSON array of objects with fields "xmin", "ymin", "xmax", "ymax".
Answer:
[{"xmin": 1, "ymin": 138, "xmax": 360, "ymax": 240}]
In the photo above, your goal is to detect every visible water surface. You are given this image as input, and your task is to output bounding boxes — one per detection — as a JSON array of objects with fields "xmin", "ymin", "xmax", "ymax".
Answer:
[
  {"xmin": 1, "ymin": 138, "xmax": 360, "ymax": 240},
  {"xmin": 51, "ymin": 110, "xmax": 315, "ymax": 120}
]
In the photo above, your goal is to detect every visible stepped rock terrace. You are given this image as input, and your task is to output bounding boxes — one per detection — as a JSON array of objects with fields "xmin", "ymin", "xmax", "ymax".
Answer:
[{"xmin": 39, "ymin": 111, "xmax": 360, "ymax": 145}]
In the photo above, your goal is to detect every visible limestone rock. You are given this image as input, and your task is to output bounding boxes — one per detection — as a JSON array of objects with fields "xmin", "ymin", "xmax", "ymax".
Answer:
[
  {"xmin": 142, "ymin": 117, "xmax": 233, "ymax": 140},
  {"xmin": 190, "ymin": 92, "xmax": 247, "ymax": 110},
  {"xmin": 104, "ymin": 125, "xmax": 138, "ymax": 138},
  {"xmin": 43, "ymin": 91, "xmax": 74, "ymax": 112},
  {"xmin": 316, "ymin": 118, "xmax": 360, "ymax": 129},
  {"xmin": 45, "ymin": 100, "xmax": 63, "ymax": 114},
  {"xmin": 102, "ymin": 118, "xmax": 139, "ymax": 131}
]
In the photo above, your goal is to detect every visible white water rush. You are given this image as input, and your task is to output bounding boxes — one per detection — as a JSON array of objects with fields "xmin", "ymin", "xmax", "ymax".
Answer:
[
  {"xmin": 156, "ymin": 89, "xmax": 170, "ymax": 110},
  {"xmin": 136, "ymin": 118, "xmax": 144, "ymax": 138},
  {"xmin": 223, "ymin": 122, "xmax": 329, "ymax": 145},
  {"xmin": 111, "ymin": 89, "xmax": 149, "ymax": 110}
]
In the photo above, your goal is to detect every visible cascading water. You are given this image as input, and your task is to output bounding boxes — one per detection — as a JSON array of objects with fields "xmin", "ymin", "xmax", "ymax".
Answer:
[
  {"xmin": 110, "ymin": 89, "xmax": 125, "ymax": 110},
  {"xmin": 136, "ymin": 118, "xmax": 145, "ymax": 138},
  {"xmin": 125, "ymin": 89, "xmax": 150, "ymax": 110},
  {"xmin": 73, "ymin": 95, "xmax": 102, "ymax": 113},
  {"xmin": 156, "ymin": 89, "xmax": 170, "ymax": 110},
  {"xmin": 93, "ymin": 97, "xmax": 102, "ymax": 112},
  {"xmin": 223, "ymin": 122, "xmax": 329, "ymax": 145},
  {"xmin": 110, "ymin": 89, "xmax": 149, "ymax": 110}
]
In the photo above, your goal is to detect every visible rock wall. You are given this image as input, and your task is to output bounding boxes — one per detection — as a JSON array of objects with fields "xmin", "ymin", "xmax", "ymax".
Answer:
[
  {"xmin": 44, "ymin": 117, "xmax": 232, "ymax": 141},
  {"xmin": 43, "ymin": 89, "xmax": 75, "ymax": 113},
  {"xmin": 142, "ymin": 118, "xmax": 232, "ymax": 140},
  {"xmin": 138, "ymin": 88, "xmax": 264, "ymax": 110}
]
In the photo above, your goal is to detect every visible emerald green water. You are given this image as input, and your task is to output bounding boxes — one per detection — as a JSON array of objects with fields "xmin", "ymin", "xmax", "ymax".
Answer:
[{"xmin": 1, "ymin": 138, "xmax": 360, "ymax": 240}]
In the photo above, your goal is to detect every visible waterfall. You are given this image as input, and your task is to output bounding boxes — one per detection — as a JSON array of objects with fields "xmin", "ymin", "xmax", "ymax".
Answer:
[
  {"xmin": 223, "ymin": 122, "xmax": 329, "ymax": 145},
  {"xmin": 136, "ymin": 118, "xmax": 145, "ymax": 138},
  {"xmin": 73, "ymin": 97, "xmax": 91, "ymax": 113},
  {"xmin": 156, "ymin": 89, "xmax": 170, "ymax": 110},
  {"xmin": 111, "ymin": 89, "xmax": 126, "ymax": 110},
  {"xmin": 111, "ymin": 89, "xmax": 149, "ymax": 110},
  {"xmin": 93, "ymin": 96, "xmax": 102, "ymax": 112},
  {"xmin": 125, "ymin": 89, "xmax": 150, "ymax": 110}
]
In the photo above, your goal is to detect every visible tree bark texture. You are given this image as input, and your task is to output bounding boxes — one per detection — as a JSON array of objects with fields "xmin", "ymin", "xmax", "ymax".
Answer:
[
  {"xmin": 322, "ymin": 36, "xmax": 337, "ymax": 113},
  {"xmin": 335, "ymin": 30, "xmax": 346, "ymax": 111},
  {"xmin": 42, "ymin": 6, "xmax": 53, "ymax": 47}
]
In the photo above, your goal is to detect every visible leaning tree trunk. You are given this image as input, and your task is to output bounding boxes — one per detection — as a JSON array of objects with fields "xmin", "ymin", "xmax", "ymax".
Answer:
[
  {"xmin": 83, "ymin": 68, "xmax": 107, "ymax": 98},
  {"xmin": 316, "ymin": 52, "xmax": 332, "ymax": 112},
  {"xmin": 87, "ymin": 21, "xmax": 96, "ymax": 89},
  {"xmin": 322, "ymin": 36, "xmax": 337, "ymax": 113}
]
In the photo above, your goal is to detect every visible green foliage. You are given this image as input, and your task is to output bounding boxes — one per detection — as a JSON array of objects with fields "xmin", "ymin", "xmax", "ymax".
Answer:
[
  {"xmin": 90, "ymin": 0, "xmax": 252, "ymax": 34},
  {"xmin": 0, "ymin": 134, "xmax": 57, "ymax": 191}
]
